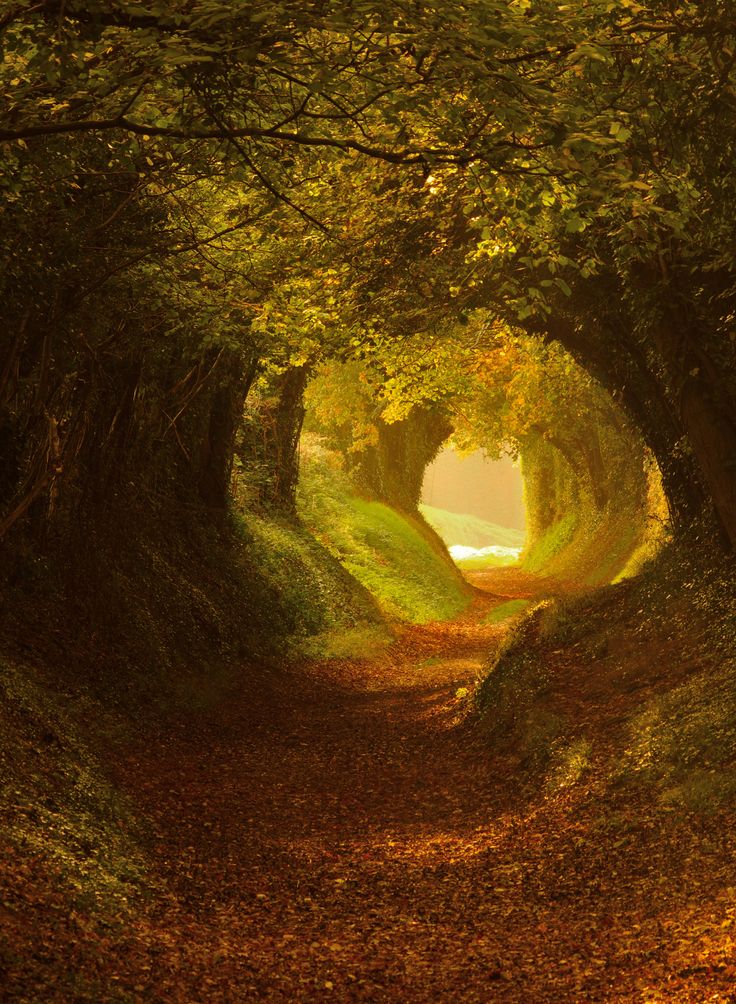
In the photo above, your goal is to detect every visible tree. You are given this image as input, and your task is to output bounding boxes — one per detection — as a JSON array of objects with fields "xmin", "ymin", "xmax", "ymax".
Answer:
[{"xmin": 1, "ymin": 0, "xmax": 735, "ymax": 559}]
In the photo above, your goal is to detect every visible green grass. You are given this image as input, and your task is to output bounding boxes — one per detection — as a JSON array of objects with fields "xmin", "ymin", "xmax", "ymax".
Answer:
[
  {"xmin": 300, "ymin": 624, "xmax": 391, "ymax": 661},
  {"xmin": 419, "ymin": 504, "xmax": 526, "ymax": 550},
  {"xmin": 476, "ymin": 543, "xmax": 736, "ymax": 808},
  {"xmin": 522, "ymin": 511, "xmax": 579, "ymax": 574},
  {"xmin": 298, "ymin": 458, "xmax": 470, "ymax": 623},
  {"xmin": 453, "ymin": 551, "xmax": 519, "ymax": 570}
]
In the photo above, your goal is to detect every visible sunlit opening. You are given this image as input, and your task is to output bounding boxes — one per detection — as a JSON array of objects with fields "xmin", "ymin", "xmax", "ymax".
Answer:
[{"xmin": 420, "ymin": 447, "xmax": 526, "ymax": 568}]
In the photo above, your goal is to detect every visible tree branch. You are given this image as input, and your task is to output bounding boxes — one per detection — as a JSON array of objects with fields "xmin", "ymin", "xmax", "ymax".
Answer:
[{"xmin": 0, "ymin": 113, "xmax": 473, "ymax": 164}]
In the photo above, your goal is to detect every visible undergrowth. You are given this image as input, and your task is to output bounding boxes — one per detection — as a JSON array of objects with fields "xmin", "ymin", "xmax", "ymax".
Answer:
[
  {"xmin": 0, "ymin": 490, "xmax": 395, "ymax": 978},
  {"xmin": 473, "ymin": 602, "xmax": 558, "ymax": 767},
  {"xmin": 483, "ymin": 599, "xmax": 530, "ymax": 625},
  {"xmin": 615, "ymin": 539, "xmax": 736, "ymax": 810},
  {"xmin": 520, "ymin": 446, "xmax": 668, "ymax": 588},
  {"xmin": 0, "ymin": 654, "xmax": 149, "ymax": 949},
  {"xmin": 476, "ymin": 538, "xmax": 736, "ymax": 811}
]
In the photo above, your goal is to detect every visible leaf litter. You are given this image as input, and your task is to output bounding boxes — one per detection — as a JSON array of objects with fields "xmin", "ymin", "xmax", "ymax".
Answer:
[{"xmin": 2, "ymin": 568, "xmax": 736, "ymax": 1002}]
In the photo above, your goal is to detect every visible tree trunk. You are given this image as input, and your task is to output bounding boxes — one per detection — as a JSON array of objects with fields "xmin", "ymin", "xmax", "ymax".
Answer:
[
  {"xmin": 653, "ymin": 310, "xmax": 736, "ymax": 551},
  {"xmin": 270, "ymin": 365, "xmax": 309, "ymax": 510},
  {"xmin": 349, "ymin": 406, "xmax": 452, "ymax": 511},
  {"xmin": 678, "ymin": 371, "xmax": 736, "ymax": 550},
  {"xmin": 542, "ymin": 313, "xmax": 708, "ymax": 532},
  {"xmin": 197, "ymin": 350, "xmax": 260, "ymax": 509}
]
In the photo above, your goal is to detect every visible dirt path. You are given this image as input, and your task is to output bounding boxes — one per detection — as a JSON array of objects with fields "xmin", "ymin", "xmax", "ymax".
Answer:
[
  {"xmin": 117, "ymin": 580, "xmax": 515, "ymax": 1002},
  {"xmin": 11, "ymin": 568, "xmax": 734, "ymax": 1002},
  {"xmin": 94, "ymin": 570, "xmax": 731, "ymax": 1003},
  {"xmin": 2, "ymin": 570, "xmax": 730, "ymax": 999}
]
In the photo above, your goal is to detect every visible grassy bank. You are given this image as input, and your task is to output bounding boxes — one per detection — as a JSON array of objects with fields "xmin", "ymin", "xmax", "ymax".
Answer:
[
  {"xmin": 475, "ymin": 541, "xmax": 736, "ymax": 810},
  {"xmin": 298, "ymin": 451, "xmax": 471, "ymax": 624},
  {"xmin": 0, "ymin": 449, "xmax": 477, "ymax": 975}
]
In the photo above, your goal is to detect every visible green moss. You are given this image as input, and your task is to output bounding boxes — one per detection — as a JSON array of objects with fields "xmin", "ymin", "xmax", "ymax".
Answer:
[
  {"xmin": 522, "ymin": 511, "xmax": 579, "ymax": 574},
  {"xmin": 239, "ymin": 511, "xmax": 383, "ymax": 638}
]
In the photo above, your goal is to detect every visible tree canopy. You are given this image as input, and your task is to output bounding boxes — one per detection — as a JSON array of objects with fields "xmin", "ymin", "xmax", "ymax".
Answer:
[{"xmin": 1, "ymin": 0, "xmax": 735, "ymax": 549}]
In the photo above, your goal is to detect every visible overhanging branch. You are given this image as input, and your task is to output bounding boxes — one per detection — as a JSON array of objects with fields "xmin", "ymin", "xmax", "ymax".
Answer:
[{"xmin": 0, "ymin": 114, "xmax": 473, "ymax": 164}]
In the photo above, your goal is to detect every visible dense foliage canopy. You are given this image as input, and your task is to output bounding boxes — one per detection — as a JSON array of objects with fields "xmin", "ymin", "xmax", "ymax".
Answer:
[{"xmin": 1, "ymin": 0, "xmax": 735, "ymax": 551}]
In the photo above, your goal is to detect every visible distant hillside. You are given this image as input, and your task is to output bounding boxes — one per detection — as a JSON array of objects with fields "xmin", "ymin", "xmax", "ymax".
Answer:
[
  {"xmin": 419, "ymin": 504, "xmax": 526, "ymax": 551},
  {"xmin": 421, "ymin": 449, "xmax": 526, "ymax": 530}
]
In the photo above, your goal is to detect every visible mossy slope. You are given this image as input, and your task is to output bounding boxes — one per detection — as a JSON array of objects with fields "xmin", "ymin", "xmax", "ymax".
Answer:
[{"xmin": 298, "ymin": 454, "xmax": 471, "ymax": 623}]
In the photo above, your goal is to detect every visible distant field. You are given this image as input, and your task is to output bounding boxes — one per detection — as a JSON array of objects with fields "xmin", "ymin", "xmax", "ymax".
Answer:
[
  {"xmin": 449, "ymin": 547, "xmax": 520, "ymax": 570},
  {"xmin": 420, "ymin": 504, "xmax": 526, "ymax": 551}
]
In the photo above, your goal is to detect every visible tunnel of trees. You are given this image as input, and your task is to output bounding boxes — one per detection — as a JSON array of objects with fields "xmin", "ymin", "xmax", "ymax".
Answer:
[
  {"xmin": 1, "ymin": 1, "xmax": 735, "ymax": 562},
  {"xmin": 2, "ymin": 4, "xmax": 736, "ymax": 1001}
]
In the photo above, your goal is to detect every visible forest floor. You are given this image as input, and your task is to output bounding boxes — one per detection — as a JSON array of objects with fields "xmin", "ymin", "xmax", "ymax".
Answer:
[{"xmin": 3, "ymin": 567, "xmax": 736, "ymax": 1002}]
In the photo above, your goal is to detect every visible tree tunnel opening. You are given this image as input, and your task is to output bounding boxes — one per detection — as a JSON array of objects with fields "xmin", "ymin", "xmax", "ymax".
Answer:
[
  {"xmin": 2, "ymin": 2, "xmax": 735, "ymax": 605},
  {"xmin": 420, "ymin": 447, "xmax": 526, "ymax": 568},
  {"xmin": 293, "ymin": 331, "xmax": 671, "ymax": 611}
]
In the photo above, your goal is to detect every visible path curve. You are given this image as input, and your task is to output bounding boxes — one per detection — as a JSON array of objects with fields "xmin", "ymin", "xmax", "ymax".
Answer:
[{"xmin": 110, "ymin": 568, "xmax": 736, "ymax": 1002}]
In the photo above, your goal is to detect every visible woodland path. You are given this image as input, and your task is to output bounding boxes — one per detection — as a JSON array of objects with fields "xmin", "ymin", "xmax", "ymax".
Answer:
[{"xmin": 109, "ymin": 569, "xmax": 736, "ymax": 1003}]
